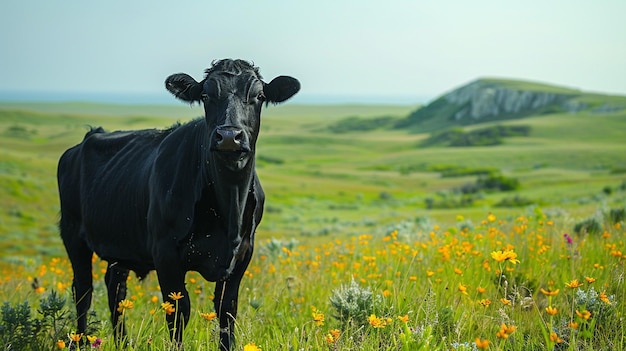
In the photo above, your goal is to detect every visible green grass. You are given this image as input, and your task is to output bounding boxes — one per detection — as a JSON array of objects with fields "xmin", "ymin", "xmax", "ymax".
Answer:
[
  {"xmin": 0, "ymin": 99, "xmax": 625, "ymax": 350},
  {"xmin": 1, "ymin": 211, "xmax": 624, "ymax": 350},
  {"xmin": 1, "ymin": 101, "xmax": 625, "ymax": 256}
]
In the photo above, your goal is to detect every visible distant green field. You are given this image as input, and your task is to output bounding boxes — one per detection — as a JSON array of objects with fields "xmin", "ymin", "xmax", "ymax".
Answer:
[{"xmin": 0, "ymin": 101, "xmax": 624, "ymax": 261}]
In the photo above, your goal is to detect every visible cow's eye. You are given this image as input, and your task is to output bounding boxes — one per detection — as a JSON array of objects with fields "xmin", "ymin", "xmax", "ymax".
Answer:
[{"xmin": 256, "ymin": 92, "xmax": 266, "ymax": 102}]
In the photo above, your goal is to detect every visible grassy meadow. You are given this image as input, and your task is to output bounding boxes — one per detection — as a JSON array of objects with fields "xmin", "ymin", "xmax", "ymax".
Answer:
[{"xmin": 0, "ymin": 100, "xmax": 625, "ymax": 350}]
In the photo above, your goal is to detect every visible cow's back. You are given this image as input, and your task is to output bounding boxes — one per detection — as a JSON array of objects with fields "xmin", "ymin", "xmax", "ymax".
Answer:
[{"xmin": 58, "ymin": 126, "xmax": 173, "ymax": 266}]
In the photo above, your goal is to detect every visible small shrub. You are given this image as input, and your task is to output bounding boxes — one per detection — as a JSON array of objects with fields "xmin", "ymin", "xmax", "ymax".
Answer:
[
  {"xmin": 329, "ymin": 280, "xmax": 378, "ymax": 327},
  {"xmin": 574, "ymin": 287, "xmax": 616, "ymax": 327},
  {"xmin": 258, "ymin": 238, "xmax": 299, "ymax": 259},
  {"xmin": 573, "ymin": 217, "xmax": 603, "ymax": 236},
  {"xmin": 608, "ymin": 207, "xmax": 625, "ymax": 224},
  {"xmin": 495, "ymin": 196, "xmax": 535, "ymax": 207},
  {"xmin": 476, "ymin": 174, "xmax": 520, "ymax": 192},
  {"xmin": 0, "ymin": 301, "xmax": 39, "ymax": 350},
  {"xmin": 38, "ymin": 290, "xmax": 70, "ymax": 342}
]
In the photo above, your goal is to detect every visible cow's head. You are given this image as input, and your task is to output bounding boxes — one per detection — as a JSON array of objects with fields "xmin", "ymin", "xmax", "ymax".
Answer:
[{"xmin": 165, "ymin": 59, "xmax": 299, "ymax": 170}]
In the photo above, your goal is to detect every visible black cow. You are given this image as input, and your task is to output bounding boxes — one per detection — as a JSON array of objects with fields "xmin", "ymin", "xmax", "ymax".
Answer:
[{"xmin": 57, "ymin": 59, "xmax": 299, "ymax": 350}]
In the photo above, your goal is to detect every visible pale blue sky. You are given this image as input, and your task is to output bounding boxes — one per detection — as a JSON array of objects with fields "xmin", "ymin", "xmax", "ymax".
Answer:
[{"xmin": 1, "ymin": 0, "xmax": 625, "ymax": 103}]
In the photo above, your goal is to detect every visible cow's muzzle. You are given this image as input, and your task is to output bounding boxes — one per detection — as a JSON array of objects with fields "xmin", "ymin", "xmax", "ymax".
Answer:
[{"xmin": 214, "ymin": 127, "xmax": 245, "ymax": 152}]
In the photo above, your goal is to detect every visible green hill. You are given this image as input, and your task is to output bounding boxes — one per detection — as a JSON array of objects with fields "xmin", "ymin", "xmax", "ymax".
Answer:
[{"xmin": 396, "ymin": 78, "xmax": 626, "ymax": 132}]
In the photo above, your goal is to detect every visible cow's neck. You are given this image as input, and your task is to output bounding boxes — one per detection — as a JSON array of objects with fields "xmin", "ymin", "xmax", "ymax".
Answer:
[{"xmin": 206, "ymin": 157, "xmax": 255, "ymax": 245}]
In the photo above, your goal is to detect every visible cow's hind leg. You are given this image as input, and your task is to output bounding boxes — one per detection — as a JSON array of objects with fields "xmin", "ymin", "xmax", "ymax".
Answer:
[
  {"xmin": 61, "ymin": 221, "xmax": 93, "ymax": 337},
  {"xmin": 104, "ymin": 263, "xmax": 130, "ymax": 344}
]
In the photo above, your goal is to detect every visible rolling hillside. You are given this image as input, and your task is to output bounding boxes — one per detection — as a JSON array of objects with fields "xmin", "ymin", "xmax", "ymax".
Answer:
[{"xmin": 396, "ymin": 78, "xmax": 626, "ymax": 132}]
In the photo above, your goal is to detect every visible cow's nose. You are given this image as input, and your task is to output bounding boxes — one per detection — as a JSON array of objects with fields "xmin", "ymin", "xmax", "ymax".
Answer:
[{"xmin": 215, "ymin": 128, "xmax": 244, "ymax": 151}]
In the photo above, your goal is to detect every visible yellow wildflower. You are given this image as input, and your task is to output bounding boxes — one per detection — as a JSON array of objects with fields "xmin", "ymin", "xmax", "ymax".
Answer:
[
  {"xmin": 368, "ymin": 314, "xmax": 386, "ymax": 328},
  {"xmin": 168, "ymin": 292, "xmax": 184, "ymax": 301},
  {"xmin": 490, "ymin": 250, "xmax": 520, "ymax": 264},
  {"xmin": 398, "ymin": 315, "xmax": 410, "ymax": 323},
  {"xmin": 546, "ymin": 306, "xmax": 558, "ymax": 315},
  {"xmin": 540, "ymin": 288, "xmax": 560, "ymax": 296},
  {"xmin": 56, "ymin": 340, "xmax": 66, "ymax": 349},
  {"xmin": 565, "ymin": 279, "xmax": 583, "ymax": 289},
  {"xmin": 117, "ymin": 299, "xmax": 134, "ymax": 313},
  {"xmin": 311, "ymin": 307, "xmax": 324, "ymax": 326},
  {"xmin": 479, "ymin": 299, "xmax": 491, "ymax": 307},
  {"xmin": 584, "ymin": 277, "xmax": 596, "ymax": 284},
  {"xmin": 500, "ymin": 298, "xmax": 511, "ymax": 305},
  {"xmin": 243, "ymin": 342, "xmax": 262, "ymax": 351}
]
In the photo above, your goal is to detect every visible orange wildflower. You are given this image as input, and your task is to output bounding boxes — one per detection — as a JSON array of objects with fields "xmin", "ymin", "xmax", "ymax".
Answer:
[
  {"xmin": 550, "ymin": 332, "xmax": 563, "ymax": 343},
  {"xmin": 458, "ymin": 283, "xmax": 469, "ymax": 295},
  {"xmin": 475, "ymin": 337, "xmax": 490, "ymax": 349},
  {"xmin": 584, "ymin": 277, "xmax": 596, "ymax": 284},
  {"xmin": 546, "ymin": 306, "xmax": 558, "ymax": 315},
  {"xmin": 496, "ymin": 323, "xmax": 516, "ymax": 339},
  {"xmin": 575, "ymin": 309, "xmax": 591, "ymax": 320},
  {"xmin": 599, "ymin": 291, "xmax": 611, "ymax": 304},
  {"xmin": 161, "ymin": 301, "xmax": 175, "ymax": 315},
  {"xmin": 200, "ymin": 312, "xmax": 217, "ymax": 321},
  {"xmin": 398, "ymin": 314, "xmax": 410, "ymax": 323}
]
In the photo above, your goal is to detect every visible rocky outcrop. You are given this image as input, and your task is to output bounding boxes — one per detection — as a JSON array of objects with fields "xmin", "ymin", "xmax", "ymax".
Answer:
[
  {"xmin": 397, "ymin": 78, "xmax": 626, "ymax": 131},
  {"xmin": 442, "ymin": 80, "xmax": 571, "ymax": 120}
]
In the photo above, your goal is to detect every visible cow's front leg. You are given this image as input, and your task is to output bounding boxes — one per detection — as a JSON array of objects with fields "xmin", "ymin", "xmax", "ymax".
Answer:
[
  {"xmin": 214, "ymin": 262, "xmax": 249, "ymax": 351},
  {"xmin": 214, "ymin": 280, "xmax": 236, "ymax": 351},
  {"xmin": 155, "ymin": 257, "xmax": 190, "ymax": 346}
]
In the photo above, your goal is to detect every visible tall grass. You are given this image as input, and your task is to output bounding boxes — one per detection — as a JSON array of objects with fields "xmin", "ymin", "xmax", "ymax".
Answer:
[{"xmin": 1, "ymin": 210, "xmax": 624, "ymax": 350}]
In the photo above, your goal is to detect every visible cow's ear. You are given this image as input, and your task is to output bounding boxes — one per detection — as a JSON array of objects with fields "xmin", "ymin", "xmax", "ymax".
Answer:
[
  {"xmin": 165, "ymin": 73, "xmax": 204, "ymax": 102},
  {"xmin": 264, "ymin": 76, "xmax": 300, "ymax": 104}
]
